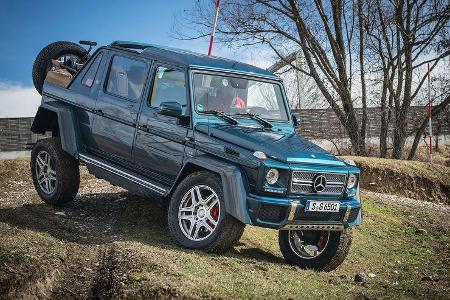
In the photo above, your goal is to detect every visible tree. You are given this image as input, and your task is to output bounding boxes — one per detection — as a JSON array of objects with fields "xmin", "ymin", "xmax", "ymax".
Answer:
[
  {"xmin": 364, "ymin": 0, "xmax": 450, "ymax": 158},
  {"xmin": 177, "ymin": 0, "xmax": 370, "ymax": 155}
]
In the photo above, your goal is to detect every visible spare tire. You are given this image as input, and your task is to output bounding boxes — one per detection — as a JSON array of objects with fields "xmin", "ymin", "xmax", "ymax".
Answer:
[{"xmin": 32, "ymin": 41, "xmax": 88, "ymax": 95}]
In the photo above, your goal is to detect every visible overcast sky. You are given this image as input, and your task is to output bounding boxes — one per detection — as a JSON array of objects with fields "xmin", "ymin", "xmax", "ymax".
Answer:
[{"xmin": 0, "ymin": 0, "xmax": 266, "ymax": 118}]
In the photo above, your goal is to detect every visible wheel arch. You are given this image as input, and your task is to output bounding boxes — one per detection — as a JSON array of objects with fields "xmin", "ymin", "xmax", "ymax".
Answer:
[
  {"xmin": 169, "ymin": 157, "xmax": 252, "ymax": 224},
  {"xmin": 31, "ymin": 103, "xmax": 81, "ymax": 158}
]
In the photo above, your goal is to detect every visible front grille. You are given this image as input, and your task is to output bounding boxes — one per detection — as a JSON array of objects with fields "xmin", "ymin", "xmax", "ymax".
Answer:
[
  {"xmin": 291, "ymin": 171, "xmax": 346, "ymax": 195},
  {"xmin": 258, "ymin": 204, "xmax": 287, "ymax": 223}
]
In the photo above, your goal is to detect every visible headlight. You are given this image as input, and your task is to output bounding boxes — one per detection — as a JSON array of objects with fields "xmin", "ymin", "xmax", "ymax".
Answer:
[
  {"xmin": 266, "ymin": 169, "xmax": 279, "ymax": 185},
  {"xmin": 347, "ymin": 174, "xmax": 358, "ymax": 189}
]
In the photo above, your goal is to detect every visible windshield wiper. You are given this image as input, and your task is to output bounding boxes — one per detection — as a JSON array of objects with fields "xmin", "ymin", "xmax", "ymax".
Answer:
[
  {"xmin": 203, "ymin": 110, "xmax": 239, "ymax": 125},
  {"xmin": 235, "ymin": 113, "xmax": 273, "ymax": 128}
]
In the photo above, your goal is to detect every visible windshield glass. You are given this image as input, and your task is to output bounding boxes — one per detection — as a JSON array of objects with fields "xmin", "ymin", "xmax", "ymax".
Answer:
[{"xmin": 192, "ymin": 73, "xmax": 289, "ymax": 121}]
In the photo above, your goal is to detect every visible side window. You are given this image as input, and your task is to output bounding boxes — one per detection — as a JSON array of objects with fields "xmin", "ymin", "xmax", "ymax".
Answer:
[
  {"xmin": 82, "ymin": 53, "xmax": 103, "ymax": 87},
  {"xmin": 149, "ymin": 66, "xmax": 187, "ymax": 113},
  {"xmin": 106, "ymin": 56, "xmax": 147, "ymax": 101}
]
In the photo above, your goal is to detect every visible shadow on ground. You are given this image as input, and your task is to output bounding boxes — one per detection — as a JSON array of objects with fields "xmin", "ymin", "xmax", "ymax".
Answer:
[{"xmin": 0, "ymin": 191, "xmax": 283, "ymax": 264}]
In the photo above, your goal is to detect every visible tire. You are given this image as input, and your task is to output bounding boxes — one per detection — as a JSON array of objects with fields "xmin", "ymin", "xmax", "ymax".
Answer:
[
  {"xmin": 32, "ymin": 41, "xmax": 88, "ymax": 94},
  {"xmin": 168, "ymin": 171, "xmax": 245, "ymax": 254},
  {"xmin": 279, "ymin": 229, "xmax": 352, "ymax": 272},
  {"xmin": 31, "ymin": 137, "xmax": 80, "ymax": 206}
]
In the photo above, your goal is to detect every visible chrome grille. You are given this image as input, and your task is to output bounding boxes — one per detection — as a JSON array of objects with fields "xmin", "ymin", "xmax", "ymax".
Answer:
[{"xmin": 291, "ymin": 171, "xmax": 346, "ymax": 195}]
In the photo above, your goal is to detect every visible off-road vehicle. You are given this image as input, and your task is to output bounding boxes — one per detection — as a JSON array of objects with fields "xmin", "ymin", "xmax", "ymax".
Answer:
[{"xmin": 30, "ymin": 40, "xmax": 361, "ymax": 271}]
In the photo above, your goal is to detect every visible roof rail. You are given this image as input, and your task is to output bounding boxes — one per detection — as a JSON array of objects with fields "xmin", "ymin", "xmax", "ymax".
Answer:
[{"xmin": 110, "ymin": 40, "xmax": 152, "ymax": 51}]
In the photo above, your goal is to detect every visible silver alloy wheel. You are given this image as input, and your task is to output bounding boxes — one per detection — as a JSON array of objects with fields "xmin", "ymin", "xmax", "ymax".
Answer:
[
  {"xmin": 178, "ymin": 184, "xmax": 221, "ymax": 241},
  {"xmin": 35, "ymin": 150, "xmax": 57, "ymax": 195},
  {"xmin": 288, "ymin": 230, "xmax": 330, "ymax": 259}
]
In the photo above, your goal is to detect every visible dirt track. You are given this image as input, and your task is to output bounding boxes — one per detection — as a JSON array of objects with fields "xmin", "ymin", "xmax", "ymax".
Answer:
[{"xmin": 1, "ymin": 159, "xmax": 449, "ymax": 299}]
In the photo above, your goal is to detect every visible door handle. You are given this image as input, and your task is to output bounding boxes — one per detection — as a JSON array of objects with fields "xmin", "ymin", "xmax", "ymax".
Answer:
[
  {"xmin": 96, "ymin": 109, "xmax": 104, "ymax": 116},
  {"xmin": 139, "ymin": 124, "xmax": 149, "ymax": 131}
]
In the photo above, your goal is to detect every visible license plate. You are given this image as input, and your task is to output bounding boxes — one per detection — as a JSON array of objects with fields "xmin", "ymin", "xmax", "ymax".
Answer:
[{"xmin": 305, "ymin": 201, "xmax": 340, "ymax": 212}]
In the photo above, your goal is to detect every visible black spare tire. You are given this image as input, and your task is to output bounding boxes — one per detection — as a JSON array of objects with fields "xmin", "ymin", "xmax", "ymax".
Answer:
[{"xmin": 32, "ymin": 41, "xmax": 88, "ymax": 94}]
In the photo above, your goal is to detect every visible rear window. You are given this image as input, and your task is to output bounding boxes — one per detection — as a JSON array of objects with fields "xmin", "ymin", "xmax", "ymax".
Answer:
[
  {"xmin": 106, "ymin": 56, "xmax": 148, "ymax": 101},
  {"xmin": 81, "ymin": 53, "xmax": 103, "ymax": 87}
]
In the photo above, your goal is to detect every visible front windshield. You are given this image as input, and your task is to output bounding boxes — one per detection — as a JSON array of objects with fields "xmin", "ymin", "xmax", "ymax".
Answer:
[{"xmin": 192, "ymin": 73, "xmax": 289, "ymax": 121}]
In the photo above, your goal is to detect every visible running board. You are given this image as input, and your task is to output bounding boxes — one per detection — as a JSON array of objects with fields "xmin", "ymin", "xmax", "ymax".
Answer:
[
  {"xmin": 280, "ymin": 224, "xmax": 344, "ymax": 231},
  {"xmin": 79, "ymin": 153, "xmax": 167, "ymax": 195}
]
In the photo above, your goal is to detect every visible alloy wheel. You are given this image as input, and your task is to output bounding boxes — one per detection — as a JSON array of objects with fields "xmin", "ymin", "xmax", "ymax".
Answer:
[
  {"xmin": 35, "ymin": 150, "xmax": 57, "ymax": 195},
  {"xmin": 178, "ymin": 184, "xmax": 221, "ymax": 241},
  {"xmin": 288, "ymin": 230, "xmax": 330, "ymax": 259}
]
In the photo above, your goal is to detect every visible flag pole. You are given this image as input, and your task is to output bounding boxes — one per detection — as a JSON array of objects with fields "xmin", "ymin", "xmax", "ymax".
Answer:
[
  {"xmin": 208, "ymin": 0, "xmax": 221, "ymax": 56},
  {"xmin": 427, "ymin": 63, "xmax": 433, "ymax": 163}
]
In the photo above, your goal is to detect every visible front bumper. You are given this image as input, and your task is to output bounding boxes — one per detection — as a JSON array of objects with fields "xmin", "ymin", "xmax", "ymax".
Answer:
[{"xmin": 247, "ymin": 193, "xmax": 362, "ymax": 230}]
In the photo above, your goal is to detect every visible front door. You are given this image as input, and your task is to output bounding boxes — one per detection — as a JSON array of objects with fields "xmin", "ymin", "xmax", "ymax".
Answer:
[
  {"xmin": 134, "ymin": 65, "xmax": 189, "ymax": 186},
  {"xmin": 90, "ymin": 54, "xmax": 149, "ymax": 164}
]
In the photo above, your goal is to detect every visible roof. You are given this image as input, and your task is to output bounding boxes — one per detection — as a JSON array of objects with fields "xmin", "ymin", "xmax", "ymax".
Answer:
[{"xmin": 109, "ymin": 41, "xmax": 278, "ymax": 79}]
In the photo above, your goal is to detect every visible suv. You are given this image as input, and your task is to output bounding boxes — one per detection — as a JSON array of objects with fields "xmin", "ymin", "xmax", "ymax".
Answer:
[{"xmin": 30, "ymin": 41, "xmax": 361, "ymax": 271}]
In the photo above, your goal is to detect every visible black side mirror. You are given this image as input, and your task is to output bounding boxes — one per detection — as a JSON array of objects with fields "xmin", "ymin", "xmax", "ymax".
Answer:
[
  {"xmin": 159, "ymin": 101, "xmax": 182, "ymax": 117},
  {"xmin": 292, "ymin": 113, "xmax": 300, "ymax": 128}
]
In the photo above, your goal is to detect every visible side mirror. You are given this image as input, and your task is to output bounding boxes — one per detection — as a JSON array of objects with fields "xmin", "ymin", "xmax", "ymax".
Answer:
[
  {"xmin": 292, "ymin": 113, "xmax": 300, "ymax": 128},
  {"xmin": 159, "ymin": 101, "xmax": 182, "ymax": 117}
]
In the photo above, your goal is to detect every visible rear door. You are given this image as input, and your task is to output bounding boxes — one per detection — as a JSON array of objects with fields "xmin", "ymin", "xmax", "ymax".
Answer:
[
  {"xmin": 90, "ymin": 53, "xmax": 149, "ymax": 165},
  {"xmin": 133, "ymin": 64, "xmax": 189, "ymax": 186}
]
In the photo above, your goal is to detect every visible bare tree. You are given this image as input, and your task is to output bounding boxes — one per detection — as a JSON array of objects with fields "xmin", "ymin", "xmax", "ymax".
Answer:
[
  {"xmin": 364, "ymin": 0, "xmax": 450, "ymax": 158},
  {"xmin": 176, "ymin": 0, "xmax": 370, "ymax": 155}
]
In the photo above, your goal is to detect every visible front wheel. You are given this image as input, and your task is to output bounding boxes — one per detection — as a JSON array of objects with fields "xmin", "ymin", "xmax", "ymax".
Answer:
[
  {"xmin": 279, "ymin": 229, "xmax": 352, "ymax": 272},
  {"xmin": 168, "ymin": 171, "xmax": 245, "ymax": 254}
]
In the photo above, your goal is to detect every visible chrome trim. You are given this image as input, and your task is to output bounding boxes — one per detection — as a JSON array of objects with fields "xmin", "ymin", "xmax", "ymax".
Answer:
[
  {"xmin": 79, "ymin": 153, "xmax": 166, "ymax": 195},
  {"xmin": 287, "ymin": 201, "xmax": 298, "ymax": 221},
  {"xmin": 280, "ymin": 224, "xmax": 344, "ymax": 231},
  {"xmin": 290, "ymin": 170, "xmax": 347, "ymax": 195},
  {"xmin": 343, "ymin": 206, "xmax": 352, "ymax": 223}
]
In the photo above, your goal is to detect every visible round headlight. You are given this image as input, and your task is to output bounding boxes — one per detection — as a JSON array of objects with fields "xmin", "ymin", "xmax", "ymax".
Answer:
[
  {"xmin": 266, "ymin": 169, "xmax": 279, "ymax": 185},
  {"xmin": 347, "ymin": 174, "xmax": 358, "ymax": 189}
]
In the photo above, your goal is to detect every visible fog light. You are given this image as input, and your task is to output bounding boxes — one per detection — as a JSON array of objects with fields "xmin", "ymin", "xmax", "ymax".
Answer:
[
  {"xmin": 266, "ymin": 169, "xmax": 279, "ymax": 185},
  {"xmin": 347, "ymin": 174, "xmax": 357, "ymax": 189}
]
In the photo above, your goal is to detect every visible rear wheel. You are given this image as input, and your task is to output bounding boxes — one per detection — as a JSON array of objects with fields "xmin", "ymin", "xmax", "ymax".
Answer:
[
  {"xmin": 32, "ymin": 41, "xmax": 88, "ymax": 94},
  {"xmin": 279, "ymin": 229, "xmax": 352, "ymax": 271},
  {"xmin": 168, "ymin": 171, "xmax": 245, "ymax": 254},
  {"xmin": 31, "ymin": 138, "xmax": 80, "ymax": 206}
]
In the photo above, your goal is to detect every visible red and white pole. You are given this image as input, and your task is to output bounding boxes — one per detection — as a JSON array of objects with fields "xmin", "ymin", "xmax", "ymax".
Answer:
[
  {"xmin": 208, "ymin": 0, "xmax": 221, "ymax": 56},
  {"xmin": 427, "ymin": 63, "xmax": 433, "ymax": 163}
]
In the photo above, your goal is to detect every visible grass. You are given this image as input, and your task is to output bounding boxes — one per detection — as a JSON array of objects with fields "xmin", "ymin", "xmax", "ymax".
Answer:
[
  {"xmin": 0, "ymin": 247, "xmax": 29, "ymax": 266},
  {"xmin": 117, "ymin": 193, "xmax": 449, "ymax": 299},
  {"xmin": 343, "ymin": 155, "xmax": 450, "ymax": 185}
]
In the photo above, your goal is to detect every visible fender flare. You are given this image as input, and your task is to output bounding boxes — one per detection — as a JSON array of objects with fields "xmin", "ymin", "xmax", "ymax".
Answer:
[
  {"xmin": 176, "ymin": 157, "xmax": 252, "ymax": 224},
  {"xmin": 31, "ymin": 102, "xmax": 81, "ymax": 158}
]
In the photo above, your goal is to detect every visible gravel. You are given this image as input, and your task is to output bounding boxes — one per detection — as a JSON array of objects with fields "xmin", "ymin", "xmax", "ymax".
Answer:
[{"xmin": 363, "ymin": 190, "xmax": 449, "ymax": 214}]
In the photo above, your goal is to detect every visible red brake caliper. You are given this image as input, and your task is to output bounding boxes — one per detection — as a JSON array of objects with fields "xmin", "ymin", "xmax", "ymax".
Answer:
[
  {"xmin": 207, "ymin": 204, "xmax": 219, "ymax": 229},
  {"xmin": 316, "ymin": 232, "xmax": 328, "ymax": 252}
]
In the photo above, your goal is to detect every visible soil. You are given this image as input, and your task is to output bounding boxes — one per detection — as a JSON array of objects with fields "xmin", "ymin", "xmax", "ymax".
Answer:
[{"xmin": 0, "ymin": 159, "xmax": 448, "ymax": 299}]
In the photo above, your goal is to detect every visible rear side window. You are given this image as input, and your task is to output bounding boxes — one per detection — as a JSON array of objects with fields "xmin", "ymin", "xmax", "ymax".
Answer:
[
  {"xmin": 82, "ymin": 53, "xmax": 103, "ymax": 87},
  {"xmin": 149, "ymin": 66, "xmax": 187, "ymax": 113},
  {"xmin": 106, "ymin": 56, "xmax": 148, "ymax": 101}
]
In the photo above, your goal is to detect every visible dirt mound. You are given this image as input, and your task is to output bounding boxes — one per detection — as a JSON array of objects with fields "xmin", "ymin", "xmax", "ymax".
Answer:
[{"xmin": 344, "ymin": 156, "xmax": 450, "ymax": 204}]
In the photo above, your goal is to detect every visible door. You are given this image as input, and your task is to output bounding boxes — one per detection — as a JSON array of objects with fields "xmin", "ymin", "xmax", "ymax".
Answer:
[
  {"xmin": 90, "ymin": 54, "xmax": 149, "ymax": 164},
  {"xmin": 134, "ymin": 65, "xmax": 189, "ymax": 186}
]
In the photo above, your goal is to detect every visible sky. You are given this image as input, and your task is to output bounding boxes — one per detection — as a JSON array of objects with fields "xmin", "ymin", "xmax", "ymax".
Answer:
[{"xmin": 0, "ymin": 0, "xmax": 265, "ymax": 117}]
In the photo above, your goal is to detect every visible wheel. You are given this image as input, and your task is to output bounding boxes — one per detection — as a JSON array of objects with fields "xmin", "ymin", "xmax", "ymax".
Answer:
[
  {"xmin": 168, "ymin": 171, "xmax": 245, "ymax": 254},
  {"xmin": 278, "ymin": 229, "xmax": 352, "ymax": 271},
  {"xmin": 31, "ymin": 137, "xmax": 80, "ymax": 206},
  {"xmin": 32, "ymin": 41, "xmax": 88, "ymax": 94}
]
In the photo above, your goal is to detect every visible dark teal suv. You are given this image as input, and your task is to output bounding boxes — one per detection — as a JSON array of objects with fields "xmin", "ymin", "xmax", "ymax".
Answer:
[{"xmin": 30, "ymin": 41, "xmax": 361, "ymax": 271}]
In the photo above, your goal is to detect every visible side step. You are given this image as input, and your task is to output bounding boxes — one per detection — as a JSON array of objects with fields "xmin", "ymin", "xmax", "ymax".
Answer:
[{"xmin": 79, "ymin": 153, "xmax": 167, "ymax": 195}]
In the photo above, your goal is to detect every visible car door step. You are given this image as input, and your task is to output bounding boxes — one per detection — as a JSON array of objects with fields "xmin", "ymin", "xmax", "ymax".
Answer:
[{"xmin": 79, "ymin": 153, "xmax": 167, "ymax": 195}]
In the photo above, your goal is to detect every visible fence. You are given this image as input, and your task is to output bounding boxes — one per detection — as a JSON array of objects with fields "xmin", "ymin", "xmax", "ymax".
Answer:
[{"xmin": 0, "ymin": 106, "xmax": 448, "ymax": 151}]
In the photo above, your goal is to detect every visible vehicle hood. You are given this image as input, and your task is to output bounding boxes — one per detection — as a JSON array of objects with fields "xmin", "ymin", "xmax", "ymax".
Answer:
[{"xmin": 196, "ymin": 124, "xmax": 346, "ymax": 167}]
